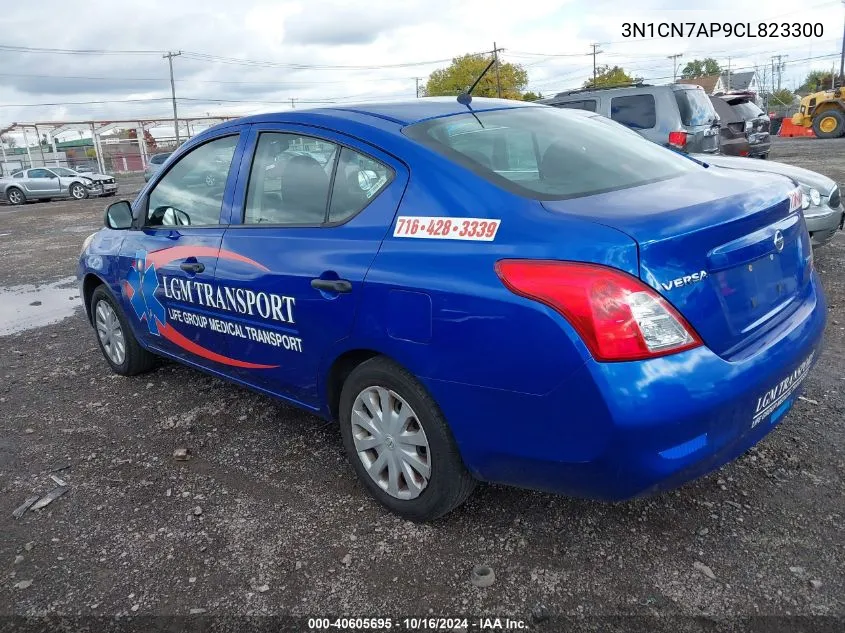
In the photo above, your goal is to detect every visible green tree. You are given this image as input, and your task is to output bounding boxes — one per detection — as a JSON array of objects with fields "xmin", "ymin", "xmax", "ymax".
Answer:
[
  {"xmin": 797, "ymin": 70, "xmax": 842, "ymax": 94},
  {"xmin": 424, "ymin": 53, "xmax": 528, "ymax": 100},
  {"xmin": 769, "ymin": 88, "xmax": 795, "ymax": 107},
  {"xmin": 681, "ymin": 58, "xmax": 721, "ymax": 79},
  {"xmin": 521, "ymin": 91, "xmax": 544, "ymax": 101},
  {"xmin": 585, "ymin": 65, "xmax": 640, "ymax": 88}
]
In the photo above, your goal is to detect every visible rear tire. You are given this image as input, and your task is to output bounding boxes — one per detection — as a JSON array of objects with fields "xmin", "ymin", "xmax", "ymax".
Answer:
[
  {"xmin": 6, "ymin": 187, "xmax": 25, "ymax": 205},
  {"xmin": 812, "ymin": 110, "xmax": 845, "ymax": 139},
  {"xmin": 338, "ymin": 356, "xmax": 476, "ymax": 521},
  {"xmin": 90, "ymin": 286, "xmax": 156, "ymax": 376}
]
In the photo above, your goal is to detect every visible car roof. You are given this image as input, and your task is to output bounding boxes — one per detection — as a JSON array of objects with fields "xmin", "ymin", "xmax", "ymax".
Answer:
[{"xmin": 225, "ymin": 97, "xmax": 540, "ymax": 128}]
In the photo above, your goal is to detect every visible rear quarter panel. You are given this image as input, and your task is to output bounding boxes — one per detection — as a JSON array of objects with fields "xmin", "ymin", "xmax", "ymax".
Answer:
[{"xmin": 350, "ymin": 145, "xmax": 639, "ymax": 397}]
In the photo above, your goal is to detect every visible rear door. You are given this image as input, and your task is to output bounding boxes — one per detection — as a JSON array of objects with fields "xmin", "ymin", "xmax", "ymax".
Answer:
[
  {"xmin": 116, "ymin": 131, "xmax": 248, "ymax": 369},
  {"xmin": 216, "ymin": 125, "xmax": 408, "ymax": 407}
]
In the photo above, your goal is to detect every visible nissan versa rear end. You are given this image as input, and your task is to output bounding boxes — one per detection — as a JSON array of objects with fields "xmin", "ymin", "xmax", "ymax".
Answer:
[{"xmin": 79, "ymin": 99, "xmax": 826, "ymax": 521}]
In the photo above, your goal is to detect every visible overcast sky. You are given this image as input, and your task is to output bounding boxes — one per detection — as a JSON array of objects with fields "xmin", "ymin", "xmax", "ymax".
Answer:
[{"xmin": 1, "ymin": 0, "xmax": 843, "ymax": 141}]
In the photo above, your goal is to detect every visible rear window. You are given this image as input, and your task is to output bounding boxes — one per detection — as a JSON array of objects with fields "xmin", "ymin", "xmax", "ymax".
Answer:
[
  {"xmin": 674, "ymin": 89, "xmax": 717, "ymax": 126},
  {"xmin": 610, "ymin": 94, "xmax": 656, "ymax": 129},
  {"xmin": 553, "ymin": 99, "xmax": 597, "ymax": 112},
  {"xmin": 404, "ymin": 107, "xmax": 698, "ymax": 200},
  {"xmin": 729, "ymin": 101, "xmax": 765, "ymax": 119}
]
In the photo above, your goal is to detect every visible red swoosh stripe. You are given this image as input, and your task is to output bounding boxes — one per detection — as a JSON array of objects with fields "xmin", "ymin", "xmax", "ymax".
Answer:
[
  {"xmin": 122, "ymin": 280, "xmax": 134, "ymax": 299},
  {"xmin": 146, "ymin": 246, "xmax": 269, "ymax": 272},
  {"xmin": 157, "ymin": 321, "xmax": 279, "ymax": 369}
]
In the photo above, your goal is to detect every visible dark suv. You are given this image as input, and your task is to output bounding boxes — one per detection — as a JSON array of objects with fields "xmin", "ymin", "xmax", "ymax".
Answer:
[
  {"xmin": 538, "ymin": 84, "xmax": 721, "ymax": 153},
  {"xmin": 715, "ymin": 93, "xmax": 771, "ymax": 158}
]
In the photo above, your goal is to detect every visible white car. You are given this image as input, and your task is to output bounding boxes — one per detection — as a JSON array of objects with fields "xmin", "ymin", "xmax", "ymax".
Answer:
[{"xmin": 0, "ymin": 166, "xmax": 117, "ymax": 205}]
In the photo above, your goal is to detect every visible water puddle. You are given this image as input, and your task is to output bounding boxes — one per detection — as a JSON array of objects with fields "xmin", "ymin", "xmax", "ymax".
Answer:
[{"xmin": 0, "ymin": 276, "xmax": 81, "ymax": 336}]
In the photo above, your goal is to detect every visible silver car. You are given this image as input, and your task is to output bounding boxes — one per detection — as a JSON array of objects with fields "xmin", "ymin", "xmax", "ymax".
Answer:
[
  {"xmin": 144, "ymin": 152, "xmax": 172, "ymax": 182},
  {"xmin": 692, "ymin": 153, "xmax": 843, "ymax": 247},
  {"xmin": 0, "ymin": 167, "xmax": 115, "ymax": 205}
]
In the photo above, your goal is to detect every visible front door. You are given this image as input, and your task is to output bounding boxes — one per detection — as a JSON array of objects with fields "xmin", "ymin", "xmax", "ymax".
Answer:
[
  {"xmin": 215, "ymin": 126, "xmax": 408, "ymax": 408},
  {"xmin": 24, "ymin": 168, "xmax": 62, "ymax": 196},
  {"xmin": 116, "ymin": 132, "xmax": 250, "ymax": 371}
]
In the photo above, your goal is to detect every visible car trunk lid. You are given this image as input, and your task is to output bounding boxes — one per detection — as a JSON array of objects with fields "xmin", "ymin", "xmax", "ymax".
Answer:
[{"xmin": 542, "ymin": 168, "xmax": 812, "ymax": 358}]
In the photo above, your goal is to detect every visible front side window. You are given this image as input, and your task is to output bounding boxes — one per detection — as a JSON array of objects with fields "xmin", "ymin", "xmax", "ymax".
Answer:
[
  {"xmin": 611, "ymin": 94, "xmax": 656, "ymax": 129},
  {"xmin": 244, "ymin": 132, "xmax": 392, "ymax": 226},
  {"xmin": 147, "ymin": 135, "xmax": 238, "ymax": 227},
  {"xmin": 405, "ymin": 106, "xmax": 698, "ymax": 200}
]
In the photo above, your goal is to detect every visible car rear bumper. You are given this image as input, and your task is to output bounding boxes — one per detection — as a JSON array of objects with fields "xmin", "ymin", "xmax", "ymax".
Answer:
[
  {"xmin": 433, "ymin": 274, "xmax": 826, "ymax": 500},
  {"xmin": 805, "ymin": 205, "xmax": 843, "ymax": 246}
]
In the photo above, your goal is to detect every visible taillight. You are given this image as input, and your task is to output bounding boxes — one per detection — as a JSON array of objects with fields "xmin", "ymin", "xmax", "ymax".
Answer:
[
  {"xmin": 495, "ymin": 260, "xmax": 703, "ymax": 362},
  {"xmin": 668, "ymin": 131, "xmax": 688, "ymax": 149}
]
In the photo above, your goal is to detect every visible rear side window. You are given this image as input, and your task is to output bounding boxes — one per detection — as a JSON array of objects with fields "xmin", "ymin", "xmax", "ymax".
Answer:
[
  {"xmin": 405, "ymin": 107, "xmax": 697, "ymax": 200},
  {"xmin": 610, "ymin": 94, "xmax": 656, "ymax": 129},
  {"xmin": 675, "ymin": 89, "xmax": 718, "ymax": 126},
  {"xmin": 244, "ymin": 132, "xmax": 392, "ymax": 226},
  {"xmin": 553, "ymin": 99, "xmax": 597, "ymax": 112},
  {"xmin": 329, "ymin": 148, "xmax": 392, "ymax": 223}
]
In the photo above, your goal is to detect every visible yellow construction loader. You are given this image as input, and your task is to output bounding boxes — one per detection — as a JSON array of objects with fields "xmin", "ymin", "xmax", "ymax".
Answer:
[{"xmin": 792, "ymin": 87, "xmax": 845, "ymax": 138}]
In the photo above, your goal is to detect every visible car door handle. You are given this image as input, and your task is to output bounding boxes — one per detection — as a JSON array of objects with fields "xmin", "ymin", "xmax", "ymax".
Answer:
[
  {"xmin": 311, "ymin": 278, "xmax": 352, "ymax": 293},
  {"xmin": 180, "ymin": 261, "xmax": 205, "ymax": 273}
]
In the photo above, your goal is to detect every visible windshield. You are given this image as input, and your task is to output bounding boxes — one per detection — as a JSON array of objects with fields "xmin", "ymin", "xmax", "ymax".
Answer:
[
  {"xmin": 674, "ymin": 89, "xmax": 717, "ymax": 126},
  {"xmin": 52, "ymin": 167, "xmax": 77, "ymax": 176},
  {"xmin": 730, "ymin": 101, "xmax": 765, "ymax": 119},
  {"xmin": 151, "ymin": 153, "xmax": 171, "ymax": 164},
  {"xmin": 404, "ymin": 107, "xmax": 699, "ymax": 200}
]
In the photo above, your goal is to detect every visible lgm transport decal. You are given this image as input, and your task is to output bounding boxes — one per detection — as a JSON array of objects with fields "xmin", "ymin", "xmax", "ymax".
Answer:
[{"xmin": 122, "ymin": 247, "xmax": 302, "ymax": 369}]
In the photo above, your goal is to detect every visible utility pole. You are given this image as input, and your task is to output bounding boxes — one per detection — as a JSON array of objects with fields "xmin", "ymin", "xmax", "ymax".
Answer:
[
  {"xmin": 668, "ymin": 53, "xmax": 683, "ymax": 82},
  {"xmin": 493, "ymin": 42, "xmax": 502, "ymax": 98},
  {"xmin": 771, "ymin": 54, "xmax": 787, "ymax": 92},
  {"xmin": 414, "ymin": 77, "xmax": 422, "ymax": 98},
  {"xmin": 163, "ymin": 51, "xmax": 182, "ymax": 145},
  {"xmin": 726, "ymin": 57, "xmax": 731, "ymax": 93},
  {"xmin": 290, "ymin": 98, "xmax": 297, "ymax": 109},
  {"xmin": 590, "ymin": 43, "xmax": 603, "ymax": 85},
  {"xmin": 840, "ymin": 1, "xmax": 845, "ymax": 88}
]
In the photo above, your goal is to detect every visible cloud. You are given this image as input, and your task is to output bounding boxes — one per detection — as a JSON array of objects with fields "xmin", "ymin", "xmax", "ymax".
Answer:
[{"xmin": 0, "ymin": 0, "xmax": 841, "ymax": 135}]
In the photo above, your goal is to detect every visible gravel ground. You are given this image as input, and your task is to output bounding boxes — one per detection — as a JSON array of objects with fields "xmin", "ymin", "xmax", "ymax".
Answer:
[{"xmin": 1, "ymin": 141, "xmax": 844, "ymax": 631}]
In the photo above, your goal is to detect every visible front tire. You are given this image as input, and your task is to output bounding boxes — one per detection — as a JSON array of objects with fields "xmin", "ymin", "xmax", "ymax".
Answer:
[
  {"xmin": 338, "ymin": 356, "xmax": 476, "ymax": 521},
  {"xmin": 813, "ymin": 110, "xmax": 845, "ymax": 139},
  {"xmin": 90, "ymin": 286, "xmax": 156, "ymax": 376},
  {"xmin": 70, "ymin": 183, "xmax": 89, "ymax": 200},
  {"xmin": 6, "ymin": 187, "xmax": 25, "ymax": 205}
]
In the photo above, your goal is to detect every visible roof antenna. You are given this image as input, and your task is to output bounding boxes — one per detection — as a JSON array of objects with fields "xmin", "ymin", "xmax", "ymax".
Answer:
[{"xmin": 457, "ymin": 54, "xmax": 498, "ymax": 106}]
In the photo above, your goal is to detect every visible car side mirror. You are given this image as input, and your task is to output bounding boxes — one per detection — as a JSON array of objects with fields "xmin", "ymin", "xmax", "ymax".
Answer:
[{"xmin": 105, "ymin": 200, "xmax": 133, "ymax": 230}]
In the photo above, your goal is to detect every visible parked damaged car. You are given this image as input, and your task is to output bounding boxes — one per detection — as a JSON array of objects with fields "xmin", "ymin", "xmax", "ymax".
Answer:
[
  {"xmin": 0, "ymin": 166, "xmax": 117, "ymax": 205},
  {"xmin": 693, "ymin": 153, "xmax": 842, "ymax": 246},
  {"xmin": 709, "ymin": 92, "xmax": 771, "ymax": 159}
]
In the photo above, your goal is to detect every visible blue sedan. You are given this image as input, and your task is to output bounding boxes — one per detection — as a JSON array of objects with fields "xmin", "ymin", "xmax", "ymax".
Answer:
[{"xmin": 78, "ymin": 98, "xmax": 826, "ymax": 520}]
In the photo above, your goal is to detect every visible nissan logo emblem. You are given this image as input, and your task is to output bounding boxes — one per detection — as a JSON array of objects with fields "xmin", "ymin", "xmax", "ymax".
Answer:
[{"xmin": 773, "ymin": 230, "xmax": 785, "ymax": 253}]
